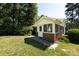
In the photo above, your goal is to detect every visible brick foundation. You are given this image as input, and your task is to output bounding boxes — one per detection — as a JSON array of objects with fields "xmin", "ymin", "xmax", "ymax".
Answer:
[{"xmin": 43, "ymin": 32, "xmax": 62, "ymax": 42}]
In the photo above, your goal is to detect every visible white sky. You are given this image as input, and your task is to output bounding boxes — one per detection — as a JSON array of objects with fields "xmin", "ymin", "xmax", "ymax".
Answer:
[{"xmin": 37, "ymin": 3, "xmax": 66, "ymax": 19}]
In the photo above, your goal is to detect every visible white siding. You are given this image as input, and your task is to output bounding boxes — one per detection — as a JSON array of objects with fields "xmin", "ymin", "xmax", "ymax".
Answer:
[
  {"xmin": 33, "ymin": 18, "xmax": 54, "ymax": 26},
  {"xmin": 52, "ymin": 23, "xmax": 55, "ymax": 34}
]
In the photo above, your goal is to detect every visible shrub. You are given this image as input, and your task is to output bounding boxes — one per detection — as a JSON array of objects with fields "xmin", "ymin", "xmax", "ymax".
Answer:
[
  {"xmin": 21, "ymin": 26, "xmax": 32, "ymax": 35},
  {"xmin": 59, "ymin": 37, "xmax": 69, "ymax": 43},
  {"xmin": 67, "ymin": 29, "xmax": 79, "ymax": 34},
  {"xmin": 67, "ymin": 29, "xmax": 79, "ymax": 43}
]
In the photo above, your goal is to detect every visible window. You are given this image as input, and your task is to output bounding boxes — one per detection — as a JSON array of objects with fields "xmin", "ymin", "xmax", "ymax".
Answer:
[
  {"xmin": 39, "ymin": 26, "xmax": 42, "ymax": 31},
  {"xmin": 43, "ymin": 24, "xmax": 52, "ymax": 32},
  {"xmin": 60, "ymin": 26, "xmax": 64, "ymax": 30},
  {"xmin": 60, "ymin": 26, "xmax": 64, "ymax": 34},
  {"xmin": 43, "ymin": 24, "xmax": 47, "ymax": 32},
  {"xmin": 48, "ymin": 24, "xmax": 52, "ymax": 32},
  {"xmin": 55, "ymin": 24, "xmax": 59, "ymax": 32}
]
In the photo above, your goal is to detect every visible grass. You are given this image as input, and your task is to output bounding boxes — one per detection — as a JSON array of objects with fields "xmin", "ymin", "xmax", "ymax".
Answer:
[{"xmin": 0, "ymin": 36, "xmax": 79, "ymax": 56}]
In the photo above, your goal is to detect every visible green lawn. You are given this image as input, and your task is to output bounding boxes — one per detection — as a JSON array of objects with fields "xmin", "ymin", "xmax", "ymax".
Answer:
[{"xmin": 0, "ymin": 36, "xmax": 79, "ymax": 56}]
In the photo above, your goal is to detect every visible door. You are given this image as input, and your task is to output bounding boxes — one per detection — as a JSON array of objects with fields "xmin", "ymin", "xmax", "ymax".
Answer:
[
  {"xmin": 38, "ymin": 26, "xmax": 43, "ymax": 37},
  {"xmin": 32, "ymin": 27, "xmax": 38, "ymax": 36}
]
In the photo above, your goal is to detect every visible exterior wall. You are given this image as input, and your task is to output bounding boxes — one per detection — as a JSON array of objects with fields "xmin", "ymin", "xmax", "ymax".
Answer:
[
  {"xmin": 35, "ymin": 23, "xmax": 65, "ymax": 42},
  {"xmin": 43, "ymin": 24, "xmax": 64, "ymax": 43},
  {"xmin": 33, "ymin": 16, "xmax": 66, "ymax": 42},
  {"xmin": 43, "ymin": 32, "xmax": 62, "ymax": 42},
  {"xmin": 37, "ymin": 23, "xmax": 55, "ymax": 37},
  {"xmin": 37, "ymin": 26, "xmax": 39, "ymax": 32},
  {"xmin": 43, "ymin": 33, "xmax": 55, "ymax": 42},
  {"xmin": 60, "ymin": 20, "xmax": 66, "ymax": 35},
  {"xmin": 59, "ymin": 25, "xmax": 65, "ymax": 35},
  {"xmin": 52, "ymin": 23, "xmax": 55, "ymax": 34},
  {"xmin": 34, "ymin": 17, "xmax": 55, "ymax": 26},
  {"xmin": 64, "ymin": 26, "xmax": 65, "ymax": 35}
]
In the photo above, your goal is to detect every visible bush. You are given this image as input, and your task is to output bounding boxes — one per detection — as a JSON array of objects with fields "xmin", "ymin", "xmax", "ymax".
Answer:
[
  {"xmin": 21, "ymin": 26, "xmax": 32, "ymax": 35},
  {"xmin": 67, "ymin": 29, "xmax": 79, "ymax": 34},
  {"xmin": 59, "ymin": 37, "xmax": 69, "ymax": 43},
  {"xmin": 0, "ymin": 26, "xmax": 33, "ymax": 35},
  {"xmin": 67, "ymin": 29, "xmax": 79, "ymax": 43}
]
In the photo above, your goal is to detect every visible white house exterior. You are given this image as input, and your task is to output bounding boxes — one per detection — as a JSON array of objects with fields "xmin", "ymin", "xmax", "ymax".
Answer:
[{"xmin": 33, "ymin": 16, "xmax": 66, "ymax": 42}]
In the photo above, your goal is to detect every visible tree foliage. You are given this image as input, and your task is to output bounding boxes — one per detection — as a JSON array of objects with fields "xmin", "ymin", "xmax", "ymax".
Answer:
[
  {"xmin": 65, "ymin": 3, "xmax": 79, "ymax": 30},
  {"xmin": 0, "ymin": 3, "xmax": 37, "ymax": 35},
  {"xmin": 65, "ymin": 3, "xmax": 79, "ymax": 20}
]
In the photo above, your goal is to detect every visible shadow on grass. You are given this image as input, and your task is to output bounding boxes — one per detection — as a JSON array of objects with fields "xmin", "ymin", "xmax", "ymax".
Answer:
[
  {"xmin": 70, "ymin": 41, "xmax": 79, "ymax": 44},
  {"xmin": 69, "ymin": 39, "xmax": 79, "ymax": 44},
  {"xmin": 24, "ymin": 37, "xmax": 49, "ymax": 51}
]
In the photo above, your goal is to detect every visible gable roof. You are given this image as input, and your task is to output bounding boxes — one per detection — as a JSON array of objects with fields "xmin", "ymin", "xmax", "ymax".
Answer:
[{"xmin": 33, "ymin": 16, "xmax": 61, "ymax": 26}]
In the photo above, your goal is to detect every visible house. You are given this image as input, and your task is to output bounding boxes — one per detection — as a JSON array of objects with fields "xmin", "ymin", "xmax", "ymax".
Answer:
[{"xmin": 32, "ymin": 15, "xmax": 66, "ymax": 42}]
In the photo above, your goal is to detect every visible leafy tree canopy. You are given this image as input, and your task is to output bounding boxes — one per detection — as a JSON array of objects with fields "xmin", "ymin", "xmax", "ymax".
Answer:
[{"xmin": 0, "ymin": 3, "xmax": 37, "ymax": 35}]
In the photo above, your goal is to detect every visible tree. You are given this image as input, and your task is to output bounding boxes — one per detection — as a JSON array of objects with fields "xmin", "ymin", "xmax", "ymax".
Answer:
[
  {"xmin": 25, "ymin": 3, "xmax": 37, "ymax": 26},
  {"xmin": 65, "ymin": 3, "xmax": 79, "ymax": 20},
  {"xmin": 65, "ymin": 3, "xmax": 75, "ymax": 22},
  {"xmin": 0, "ymin": 3, "xmax": 37, "ymax": 35},
  {"xmin": 65, "ymin": 3, "xmax": 79, "ymax": 30}
]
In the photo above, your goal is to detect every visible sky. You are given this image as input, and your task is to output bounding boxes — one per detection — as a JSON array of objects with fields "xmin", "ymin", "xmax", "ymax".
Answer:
[{"xmin": 37, "ymin": 3, "xmax": 66, "ymax": 19}]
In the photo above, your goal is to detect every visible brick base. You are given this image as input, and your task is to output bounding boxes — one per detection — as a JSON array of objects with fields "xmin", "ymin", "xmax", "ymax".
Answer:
[{"xmin": 43, "ymin": 32, "xmax": 62, "ymax": 42}]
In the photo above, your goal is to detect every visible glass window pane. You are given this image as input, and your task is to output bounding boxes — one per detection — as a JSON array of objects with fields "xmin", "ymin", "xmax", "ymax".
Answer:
[
  {"xmin": 43, "ymin": 24, "xmax": 47, "ymax": 32},
  {"xmin": 55, "ymin": 24, "xmax": 59, "ymax": 32},
  {"xmin": 48, "ymin": 24, "xmax": 52, "ymax": 32}
]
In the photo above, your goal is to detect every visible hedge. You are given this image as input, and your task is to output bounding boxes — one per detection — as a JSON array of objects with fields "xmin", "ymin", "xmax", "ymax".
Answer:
[
  {"xmin": 59, "ymin": 37, "xmax": 69, "ymax": 43},
  {"xmin": 67, "ymin": 29, "xmax": 79, "ymax": 43}
]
